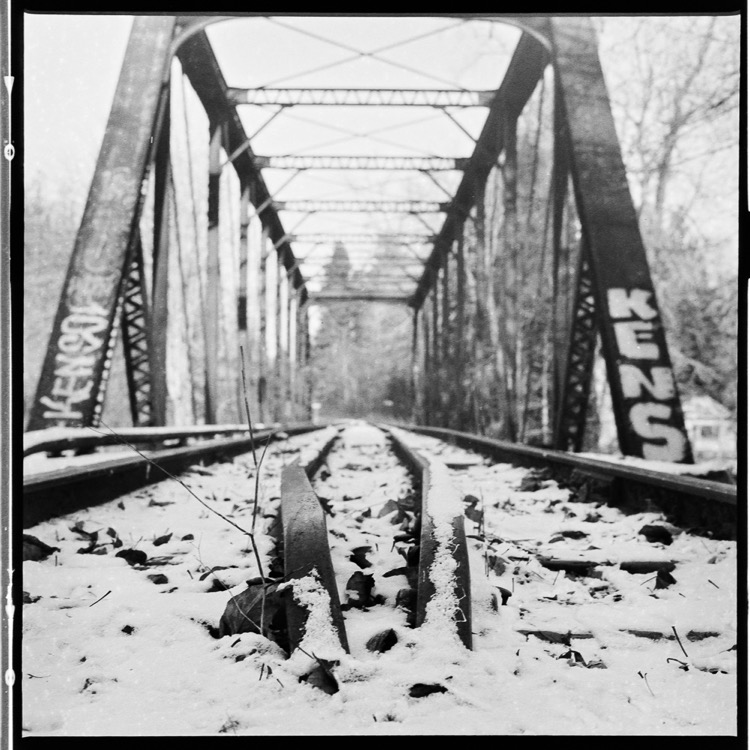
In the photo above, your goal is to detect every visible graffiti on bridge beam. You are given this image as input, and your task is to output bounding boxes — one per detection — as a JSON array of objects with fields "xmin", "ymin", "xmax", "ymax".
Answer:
[
  {"xmin": 38, "ymin": 302, "xmax": 110, "ymax": 424},
  {"xmin": 608, "ymin": 288, "xmax": 688, "ymax": 462}
]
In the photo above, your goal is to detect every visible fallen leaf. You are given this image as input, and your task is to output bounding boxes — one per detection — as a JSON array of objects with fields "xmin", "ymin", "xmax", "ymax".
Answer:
[
  {"xmin": 23, "ymin": 535, "xmax": 60, "ymax": 562},
  {"xmin": 409, "ymin": 683, "xmax": 447, "ymax": 698},
  {"xmin": 116, "ymin": 549, "xmax": 148, "ymax": 566},
  {"xmin": 366, "ymin": 629, "xmax": 398, "ymax": 653}
]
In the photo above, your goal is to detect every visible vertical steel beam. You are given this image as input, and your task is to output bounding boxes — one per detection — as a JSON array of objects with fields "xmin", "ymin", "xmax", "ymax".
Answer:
[
  {"xmin": 204, "ymin": 124, "xmax": 222, "ymax": 423},
  {"xmin": 553, "ymin": 243, "xmax": 598, "ymax": 452},
  {"xmin": 237, "ymin": 182, "xmax": 252, "ymax": 418},
  {"xmin": 258, "ymin": 228, "xmax": 269, "ymax": 422},
  {"xmin": 150, "ymin": 88, "xmax": 171, "ymax": 426},
  {"xmin": 274, "ymin": 253, "xmax": 283, "ymax": 421},
  {"xmin": 120, "ymin": 237, "xmax": 154, "ymax": 426},
  {"xmin": 27, "ymin": 17, "xmax": 176, "ymax": 430},
  {"xmin": 422, "ymin": 302, "xmax": 432, "ymax": 424},
  {"xmin": 550, "ymin": 78, "xmax": 570, "ymax": 433},
  {"xmin": 442, "ymin": 248, "xmax": 450, "ymax": 363},
  {"xmin": 288, "ymin": 283, "xmax": 297, "ymax": 420},
  {"xmin": 411, "ymin": 308, "xmax": 419, "ymax": 422},
  {"xmin": 456, "ymin": 233, "xmax": 466, "ymax": 429},
  {"xmin": 303, "ymin": 302, "xmax": 312, "ymax": 420},
  {"xmin": 431, "ymin": 285, "xmax": 440, "ymax": 424},
  {"xmin": 547, "ymin": 17, "xmax": 693, "ymax": 462}
]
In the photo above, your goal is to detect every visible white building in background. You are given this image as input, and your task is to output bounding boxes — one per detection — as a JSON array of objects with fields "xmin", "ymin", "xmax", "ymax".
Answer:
[{"xmin": 681, "ymin": 395, "xmax": 736, "ymax": 462}]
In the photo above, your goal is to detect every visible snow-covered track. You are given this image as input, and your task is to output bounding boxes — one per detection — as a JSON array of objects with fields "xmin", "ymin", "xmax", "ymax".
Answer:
[
  {"xmin": 396, "ymin": 425, "xmax": 737, "ymax": 540},
  {"xmin": 22, "ymin": 423, "xmax": 328, "ymax": 528},
  {"xmin": 21, "ymin": 420, "xmax": 737, "ymax": 733}
]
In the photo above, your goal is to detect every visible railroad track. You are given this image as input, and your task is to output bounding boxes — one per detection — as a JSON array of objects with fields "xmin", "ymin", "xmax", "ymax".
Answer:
[{"xmin": 21, "ymin": 421, "xmax": 737, "ymax": 734}]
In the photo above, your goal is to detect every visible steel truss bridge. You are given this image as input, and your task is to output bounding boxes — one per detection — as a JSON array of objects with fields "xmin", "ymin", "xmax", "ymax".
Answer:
[{"xmin": 25, "ymin": 14, "xmax": 697, "ymax": 465}]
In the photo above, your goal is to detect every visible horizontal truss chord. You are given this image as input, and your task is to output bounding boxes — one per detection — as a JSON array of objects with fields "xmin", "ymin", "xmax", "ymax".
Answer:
[
  {"xmin": 274, "ymin": 200, "xmax": 449, "ymax": 213},
  {"xmin": 252, "ymin": 155, "xmax": 468, "ymax": 171},
  {"xmin": 290, "ymin": 233, "xmax": 435, "ymax": 244},
  {"xmin": 227, "ymin": 87, "xmax": 495, "ymax": 108}
]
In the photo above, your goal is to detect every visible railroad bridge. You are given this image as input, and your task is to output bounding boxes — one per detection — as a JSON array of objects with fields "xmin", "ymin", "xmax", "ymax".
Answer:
[{"xmin": 26, "ymin": 14, "xmax": 699, "ymax": 465}]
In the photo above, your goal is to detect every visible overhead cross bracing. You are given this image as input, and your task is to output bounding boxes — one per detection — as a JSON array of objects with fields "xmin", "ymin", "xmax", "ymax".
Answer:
[
  {"xmin": 227, "ymin": 87, "xmax": 496, "ymax": 107},
  {"xmin": 252, "ymin": 155, "xmax": 468, "ymax": 170},
  {"xmin": 289, "ymin": 234, "xmax": 435, "ymax": 244},
  {"xmin": 24, "ymin": 13, "xmax": 705, "ymax": 467},
  {"xmin": 274, "ymin": 200, "xmax": 449, "ymax": 213}
]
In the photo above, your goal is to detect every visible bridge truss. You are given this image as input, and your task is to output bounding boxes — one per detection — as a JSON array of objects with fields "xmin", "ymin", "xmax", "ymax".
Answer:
[{"xmin": 27, "ymin": 14, "xmax": 694, "ymax": 463}]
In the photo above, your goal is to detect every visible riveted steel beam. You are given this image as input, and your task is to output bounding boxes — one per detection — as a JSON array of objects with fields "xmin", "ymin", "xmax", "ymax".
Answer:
[
  {"xmin": 275, "ymin": 200, "xmax": 448, "ymax": 213},
  {"xmin": 545, "ymin": 16, "xmax": 693, "ymax": 462},
  {"xmin": 290, "ymin": 233, "xmax": 435, "ymax": 244},
  {"xmin": 27, "ymin": 17, "xmax": 177, "ymax": 431},
  {"xmin": 308, "ymin": 292, "xmax": 411, "ymax": 303},
  {"xmin": 175, "ymin": 29, "xmax": 307, "ymax": 303},
  {"xmin": 252, "ymin": 155, "xmax": 468, "ymax": 171},
  {"xmin": 409, "ymin": 29, "xmax": 549, "ymax": 310},
  {"xmin": 228, "ymin": 87, "xmax": 495, "ymax": 107}
]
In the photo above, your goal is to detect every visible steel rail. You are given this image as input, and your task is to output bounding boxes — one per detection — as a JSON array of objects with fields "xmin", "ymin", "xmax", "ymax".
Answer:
[
  {"xmin": 280, "ymin": 461, "xmax": 349, "ymax": 654},
  {"xmin": 23, "ymin": 423, "xmax": 284, "ymax": 458},
  {"xmin": 384, "ymin": 427, "xmax": 473, "ymax": 649},
  {"xmin": 22, "ymin": 424, "xmax": 327, "ymax": 529},
  {"xmin": 393, "ymin": 424, "xmax": 737, "ymax": 539}
]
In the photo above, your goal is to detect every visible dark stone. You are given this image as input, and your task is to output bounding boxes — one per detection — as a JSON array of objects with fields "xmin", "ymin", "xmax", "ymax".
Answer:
[{"xmin": 147, "ymin": 574, "xmax": 169, "ymax": 585}]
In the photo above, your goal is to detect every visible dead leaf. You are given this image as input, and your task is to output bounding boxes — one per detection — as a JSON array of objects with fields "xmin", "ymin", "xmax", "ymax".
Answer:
[
  {"xmin": 116, "ymin": 549, "xmax": 148, "ymax": 566},
  {"xmin": 409, "ymin": 683, "xmax": 447, "ymax": 698}
]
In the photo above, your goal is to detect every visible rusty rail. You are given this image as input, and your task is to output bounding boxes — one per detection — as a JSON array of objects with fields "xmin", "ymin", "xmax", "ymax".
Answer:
[
  {"xmin": 280, "ymin": 463, "xmax": 349, "ymax": 653},
  {"xmin": 392, "ymin": 424, "xmax": 737, "ymax": 539},
  {"xmin": 384, "ymin": 427, "xmax": 473, "ymax": 650},
  {"xmin": 22, "ymin": 424, "xmax": 326, "ymax": 528}
]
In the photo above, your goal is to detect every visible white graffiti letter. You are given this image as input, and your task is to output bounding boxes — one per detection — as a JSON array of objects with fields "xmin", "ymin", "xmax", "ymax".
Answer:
[
  {"xmin": 613, "ymin": 321, "xmax": 660, "ymax": 360},
  {"xmin": 607, "ymin": 288, "xmax": 657, "ymax": 320},
  {"xmin": 619, "ymin": 365, "xmax": 675, "ymax": 400},
  {"xmin": 629, "ymin": 402, "xmax": 688, "ymax": 461}
]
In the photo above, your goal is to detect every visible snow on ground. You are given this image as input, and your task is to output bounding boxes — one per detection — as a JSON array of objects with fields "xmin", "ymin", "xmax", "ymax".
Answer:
[{"xmin": 22, "ymin": 421, "xmax": 737, "ymax": 735}]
